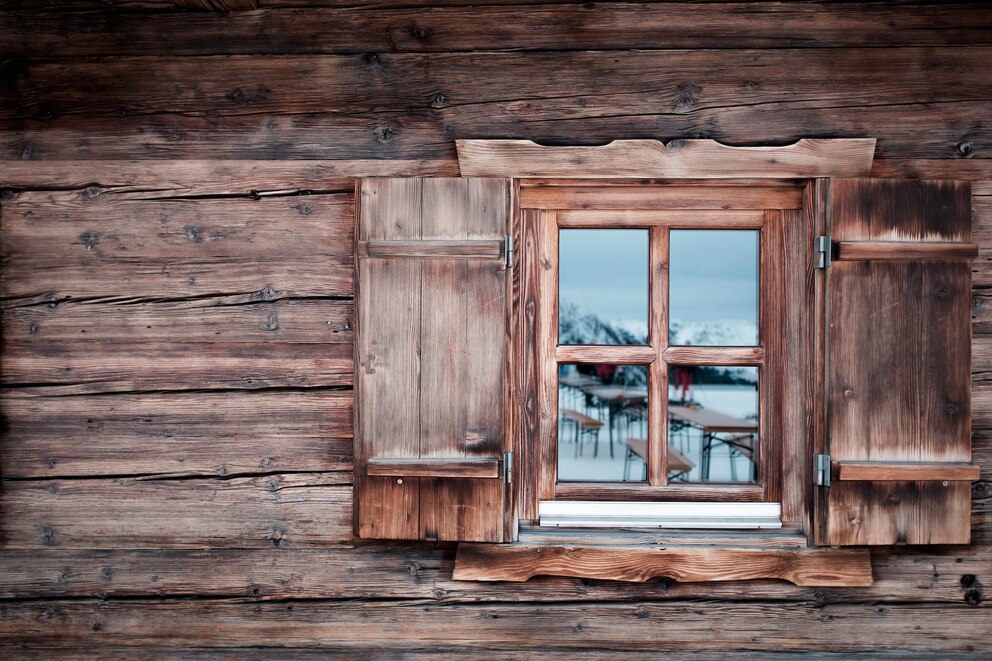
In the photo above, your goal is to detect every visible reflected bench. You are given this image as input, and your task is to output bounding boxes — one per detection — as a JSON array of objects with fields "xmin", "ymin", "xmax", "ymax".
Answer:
[{"xmin": 623, "ymin": 437, "xmax": 695, "ymax": 482}]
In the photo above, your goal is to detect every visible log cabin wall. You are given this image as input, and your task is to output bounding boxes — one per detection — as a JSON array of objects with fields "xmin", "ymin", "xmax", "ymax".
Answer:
[{"xmin": 1, "ymin": 1, "xmax": 991, "ymax": 656}]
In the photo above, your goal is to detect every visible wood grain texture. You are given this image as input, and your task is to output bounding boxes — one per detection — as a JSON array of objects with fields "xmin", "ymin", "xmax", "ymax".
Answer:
[
  {"xmin": 556, "ymin": 209, "xmax": 766, "ymax": 228},
  {"xmin": 454, "ymin": 543, "xmax": 872, "ymax": 586},
  {"xmin": 6, "ymin": 4, "xmax": 992, "ymax": 57},
  {"xmin": 457, "ymin": 139, "xmax": 876, "ymax": 179},
  {"xmin": 359, "ymin": 239, "xmax": 503, "ymax": 259},
  {"xmin": 367, "ymin": 457, "xmax": 501, "ymax": 479},
  {"xmin": 2, "ymin": 545, "xmax": 990, "ymax": 603},
  {"xmin": 1, "ymin": 298, "xmax": 352, "ymax": 344},
  {"xmin": 663, "ymin": 346, "xmax": 764, "ymax": 366},
  {"xmin": 1, "ymin": 599, "xmax": 990, "ymax": 653},
  {"xmin": 0, "ymin": 475, "xmax": 353, "ymax": 549},
  {"xmin": 837, "ymin": 462, "xmax": 981, "ymax": 482},
  {"xmin": 822, "ymin": 178, "xmax": 974, "ymax": 546},
  {"xmin": 834, "ymin": 241, "xmax": 978, "ymax": 261},
  {"xmin": 1, "ymin": 341, "xmax": 352, "ymax": 393},
  {"xmin": 555, "ymin": 345, "xmax": 656, "ymax": 364},
  {"xmin": 356, "ymin": 178, "xmax": 511, "ymax": 542},
  {"xmin": 520, "ymin": 185, "xmax": 802, "ymax": 210},
  {"xmin": 0, "ymin": 390, "xmax": 352, "ymax": 479},
  {"xmin": 0, "ymin": 160, "xmax": 455, "ymax": 194}
]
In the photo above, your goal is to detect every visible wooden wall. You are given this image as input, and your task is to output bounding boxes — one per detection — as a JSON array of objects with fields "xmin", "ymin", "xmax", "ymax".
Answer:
[{"xmin": 1, "ymin": 1, "xmax": 991, "ymax": 656}]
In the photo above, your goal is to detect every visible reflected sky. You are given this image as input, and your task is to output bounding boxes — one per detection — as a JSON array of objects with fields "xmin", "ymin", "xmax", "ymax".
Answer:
[{"xmin": 558, "ymin": 229, "xmax": 758, "ymax": 333}]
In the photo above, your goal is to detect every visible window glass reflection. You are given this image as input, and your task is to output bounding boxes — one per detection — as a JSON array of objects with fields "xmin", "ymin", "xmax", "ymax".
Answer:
[
  {"xmin": 668, "ymin": 366, "xmax": 759, "ymax": 483},
  {"xmin": 559, "ymin": 229, "xmax": 648, "ymax": 345},
  {"xmin": 558, "ymin": 364, "xmax": 648, "ymax": 482},
  {"xmin": 669, "ymin": 230, "xmax": 758, "ymax": 346}
]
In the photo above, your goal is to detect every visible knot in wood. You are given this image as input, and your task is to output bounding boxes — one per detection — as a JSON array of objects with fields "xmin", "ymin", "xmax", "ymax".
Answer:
[
  {"xmin": 955, "ymin": 141, "xmax": 974, "ymax": 156},
  {"xmin": 850, "ymin": 517, "xmax": 862, "ymax": 526}
]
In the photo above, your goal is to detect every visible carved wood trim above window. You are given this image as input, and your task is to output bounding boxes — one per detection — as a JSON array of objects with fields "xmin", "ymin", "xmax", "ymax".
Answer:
[{"xmin": 457, "ymin": 138, "xmax": 876, "ymax": 179}]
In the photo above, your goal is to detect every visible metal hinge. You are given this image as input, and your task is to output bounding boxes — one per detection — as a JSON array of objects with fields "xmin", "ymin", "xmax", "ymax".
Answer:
[
  {"xmin": 814, "ymin": 453, "xmax": 831, "ymax": 487},
  {"xmin": 503, "ymin": 451, "xmax": 513, "ymax": 484},
  {"xmin": 815, "ymin": 235, "xmax": 832, "ymax": 269},
  {"xmin": 504, "ymin": 235, "xmax": 514, "ymax": 269}
]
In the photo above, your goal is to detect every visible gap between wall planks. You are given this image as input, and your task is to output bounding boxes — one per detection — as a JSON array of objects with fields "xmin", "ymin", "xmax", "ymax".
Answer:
[{"xmin": 457, "ymin": 139, "xmax": 876, "ymax": 178}]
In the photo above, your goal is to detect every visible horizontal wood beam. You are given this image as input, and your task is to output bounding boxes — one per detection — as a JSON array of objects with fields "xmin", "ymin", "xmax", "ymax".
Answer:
[
  {"xmin": 833, "ymin": 240, "xmax": 979, "ymax": 261},
  {"xmin": 519, "ymin": 185, "xmax": 803, "ymax": 211},
  {"xmin": 836, "ymin": 462, "xmax": 981, "ymax": 482},
  {"xmin": 556, "ymin": 345, "xmax": 657, "ymax": 364},
  {"xmin": 663, "ymin": 346, "xmax": 764, "ymax": 366},
  {"xmin": 458, "ymin": 139, "xmax": 876, "ymax": 179},
  {"xmin": 357, "ymin": 239, "xmax": 503, "ymax": 260},
  {"xmin": 557, "ymin": 209, "xmax": 766, "ymax": 229},
  {"xmin": 366, "ymin": 457, "xmax": 501, "ymax": 479},
  {"xmin": 454, "ymin": 543, "xmax": 872, "ymax": 587},
  {"xmin": 174, "ymin": 0, "xmax": 257, "ymax": 10}
]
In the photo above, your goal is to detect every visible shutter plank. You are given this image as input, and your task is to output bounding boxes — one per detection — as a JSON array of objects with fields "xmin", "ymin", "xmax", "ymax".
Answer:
[
  {"xmin": 356, "ymin": 179, "xmax": 423, "ymax": 540},
  {"xmin": 821, "ymin": 178, "xmax": 975, "ymax": 546}
]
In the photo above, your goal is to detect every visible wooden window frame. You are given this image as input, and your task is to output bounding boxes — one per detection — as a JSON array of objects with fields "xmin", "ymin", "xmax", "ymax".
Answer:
[{"xmin": 513, "ymin": 178, "xmax": 813, "ymax": 533}]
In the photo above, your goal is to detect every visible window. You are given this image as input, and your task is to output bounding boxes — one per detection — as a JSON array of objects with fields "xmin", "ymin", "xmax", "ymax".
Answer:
[
  {"xmin": 523, "ymin": 183, "xmax": 794, "ymax": 525},
  {"xmin": 353, "ymin": 144, "xmax": 979, "ymax": 585}
]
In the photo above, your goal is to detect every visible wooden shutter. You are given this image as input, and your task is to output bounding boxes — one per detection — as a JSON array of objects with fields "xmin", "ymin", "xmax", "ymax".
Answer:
[
  {"xmin": 354, "ymin": 177, "xmax": 514, "ymax": 542},
  {"xmin": 816, "ymin": 178, "xmax": 979, "ymax": 545}
]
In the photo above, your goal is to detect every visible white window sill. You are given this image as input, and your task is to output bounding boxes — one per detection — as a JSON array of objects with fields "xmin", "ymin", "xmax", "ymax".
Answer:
[{"xmin": 539, "ymin": 500, "xmax": 782, "ymax": 529}]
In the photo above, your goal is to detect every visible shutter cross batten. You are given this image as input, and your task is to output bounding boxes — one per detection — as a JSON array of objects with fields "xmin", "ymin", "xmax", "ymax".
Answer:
[{"xmin": 354, "ymin": 177, "xmax": 514, "ymax": 543}]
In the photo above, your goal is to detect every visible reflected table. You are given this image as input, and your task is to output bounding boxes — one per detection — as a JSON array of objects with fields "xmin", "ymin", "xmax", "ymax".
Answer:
[{"xmin": 668, "ymin": 404, "xmax": 758, "ymax": 481}]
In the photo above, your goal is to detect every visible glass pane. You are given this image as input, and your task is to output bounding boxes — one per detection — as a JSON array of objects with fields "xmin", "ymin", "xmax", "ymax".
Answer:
[
  {"xmin": 559, "ymin": 229, "xmax": 648, "ymax": 345},
  {"xmin": 669, "ymin": 230, "xmax": 758, "ymax": 346},
  {"xmin": 668, "ymin": 366, "xmax": 759, "ymax": 483},
  {"xmin": 558, "ymin": 364, "xmax": 648, "ymax": 482}
]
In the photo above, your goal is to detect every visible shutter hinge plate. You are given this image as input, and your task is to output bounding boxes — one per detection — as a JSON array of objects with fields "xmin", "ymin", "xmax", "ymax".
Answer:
[
  {"xmin": 503, "ymin": 451, "xmax": 513, "ymax": 484},
  {"xmin": 505, "ymin": 235, "xmax": 514, "ymax": 269},
  {"xmin": 815, "ymin": 235, "xmax": 832, "ymax": 269},
  {"xmin": 814, "ymin": 453, "xmax": 831, "ymax": 487}
]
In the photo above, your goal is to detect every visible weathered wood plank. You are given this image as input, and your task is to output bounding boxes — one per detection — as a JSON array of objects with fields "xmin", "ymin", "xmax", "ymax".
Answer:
[
  {"xmin": 663, "ymin": 346, "xmax": 764, "ymax": 365},
  {"xmin": 2, "ymin": 49, "xmax": 990, "ymax": 161},
  {"xmin": 0, "ymin": 390, "xmax": 352, "ymax": 479},
  {"xmin": 0, "ymin": 475, "xmax": 353, "ymax": 549},
  {"xmin": 0, "ymin": 190, "xmax": 355, "ymax": 299},
  {"xmin": 4, "ymin": 50, "xmax": 991, "ymax": 123},
  {"xmin": 1, "ymin": 341, "xmax": 353, "ymax": 393},
  {"xmin": 0, "ymin": 160, "xmax": 453, "ymax": 194},
  {"xmin": 454, "ymin": 544, "xmax": 872, "ymax": 587},
  {"xmin": 4, "ymin": 101, "xmax": 988, "ymax": 161},
  {"xmin": 0, "ymin": 647, "xmax": 984, "ymax": 661},
  {"xmin": 1, "ymin": 545, "xmax": 989, "ymax": 604},
  {"xmin": 835, "ymin": 241, "xmax": 978, "ymax": 261},
  {"xmin": 458, "ymin": 138, "xmax": 876, "ymax": 179},
  {"xmin": 872, "ymin": 160, "xmax": 992, "ymax": 194},
  {"xmin": 4, "ymin": 4, "xmax": 992, "ymax": 57},
  {"xmin": 0, "ymin": 259, "xmax": 352, "ymax": 301},
  {"xmin": 555, "ymin": 345, "xmax": 656, "ymax": 364},
  {"xmin": 0, "ymin": 191, "xmax": 353, "ymax": 263},
  {"xmin": 836, "ymin": 462, "xmax": 981, "ymax": 482},
  {"xmin": 366, "ymin": 457, "xmax": 501, "ymax": 479},
  {"xmin": 520, "ymin": 185, "xmax": 801, "ymax": 210},
  {"xmin": 1, "ymin": 298, "xmax": 353, "ymax": 344},
  {"xmin": 0, "ymin": 599, "xmax": 988, "ymax": 652}
]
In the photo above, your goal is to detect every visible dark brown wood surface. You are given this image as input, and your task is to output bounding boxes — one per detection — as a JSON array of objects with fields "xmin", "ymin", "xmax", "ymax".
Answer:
[
  {"xmin": 821, "ymin": 179, "xmax": 975, "ymax": 546},
  {"xmin": 2, "ymin": 1, "xmax": 992, "ymax": 656}
]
